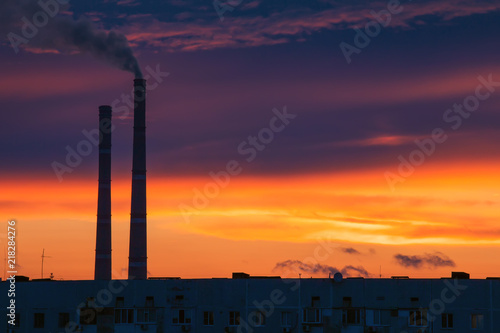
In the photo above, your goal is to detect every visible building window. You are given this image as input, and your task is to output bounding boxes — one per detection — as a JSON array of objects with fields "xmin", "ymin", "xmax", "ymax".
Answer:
[
  {"xmin": 373, "ymin": 310, "xmax": 390, "ymax": 326},
  {"xmin": 471, "ymin": 314, "xmax": 484, "ymax": 330},
  {"xmin": 229, "ymin": 311, "xmax": 240, "ymax": 326},
  {"xmin": 172, "ymin": 309, "xmax": 191, "ymax": 325},
  {"xmin": 343, "ymin": 297, "xmax": 352, "ymax": 307},
  {"xmin": 34, "ymin": 313, "xmax": 45, "ymax": 328},
  {"xmin": 115, "ymin": 297, "xmax": 124, "ymax": 307},
  {"xmin": 79, "ymin": 308, "xmax": 97, "ymax": 325},
  {"xmin": 442, "ymin": 313, "xmax": 453, "ymax": 329},
  {"xmin": 409, "ymin": 310, "xmax": 427, "ymax": 327},
  {"xmin": 137, "ymin": 308, "xmax": 157, "ymax": 323},
  {"xmin": 250, "ymin": 311, "xmax": 265, "ymax": 326},
  {"xmin": 115, "ymin": 309, "xmax": 134, "ymax": 324},
  {"xmin": 281, "ymin": 312, "xmax": 292, "ymax": 327},
  {"xmin": 145, "ymin": 296, "xmax": 154, "ymax": 307},
  {"xmin": 303, "ymin": 308, "xmax": 321, "ymax": 323},
  {"xmin": 342, "ymin": 309, "xmax": 361, "ymax": 325},
  {"xmin": 311, "ymin": 296, "xmax": 320, "ymax": 307},
  {"xmin": 203, "ymin": 311, "xmax": 214, "ymax": 326},
  {"xmin": 58, "ymin": 313, "xmax": 70, "ymax": 328}
]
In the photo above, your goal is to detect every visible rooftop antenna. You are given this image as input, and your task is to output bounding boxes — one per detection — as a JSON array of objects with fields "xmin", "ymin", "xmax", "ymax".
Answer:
[
  {"xmin": 41, "ymin": 249, "xmax": 51, "ymax": 279},
  {"xmin": 379, "ymin": 265, "xmax": 382, "ymax": 279}
]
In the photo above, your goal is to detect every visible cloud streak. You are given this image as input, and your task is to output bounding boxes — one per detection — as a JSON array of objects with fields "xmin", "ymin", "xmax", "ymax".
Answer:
[
  {"xmin": 394, "ymin": 252, "xmax": 456, "ymax": 269},
  {"xmin": 273, "ymin": 259, "xmax": 371, "ymax": 277},
  {"xmin": 339, "ymin": 247, "xmax": 361, "ymax": 255},
  {"xmin": 121, "ymin": 0, "xmax": 500, "ymax": 52}
]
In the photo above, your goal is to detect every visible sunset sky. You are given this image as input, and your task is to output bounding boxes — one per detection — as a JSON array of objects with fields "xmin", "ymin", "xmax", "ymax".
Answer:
[{"xmin": 1, "ymin": 0, "xmax": 500, "ymax": 281}]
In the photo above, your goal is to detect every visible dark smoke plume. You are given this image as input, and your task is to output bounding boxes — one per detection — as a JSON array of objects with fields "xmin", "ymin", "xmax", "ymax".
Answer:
[
  {"xmin": 339, "ymin": 247, "xmax": 361, "ymax": 255},
  {"xmin": 1, "ymin": 0, "xmax": 142, "ymax": 77},
  {"xmin": 45, "ymin": 19, "xmax": 142, "ymax": 78},
  {"xmin": 394, "ymin": 252, "xmax": 456, "ymax": 269},
  {"xmin": 273, "ymin": 260, "xmax": 371, "ymax": 278}
]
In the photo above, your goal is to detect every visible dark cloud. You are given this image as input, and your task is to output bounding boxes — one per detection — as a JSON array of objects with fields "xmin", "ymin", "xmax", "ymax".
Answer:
[
  {"xmin": 342, "ymin": 265, "xmax": 370, "ymax": 277},
  {"xmin": 339, "ymin": 247, "xmax": 361, "ymax": 255},
  {"xmin": 424, "ymin": 253, "xmax": 456, "ymax": 268},
  {"xmin": 120, "ymin": 0, "xmax": 500, "ymax": 52},
  {"xmin": 394, "ymin": 254, "xmax": 424, "ymax": 268},
  {"xmin": 394, "ymin": 252, "xmax": 456, "ymax": 269},
  {"xmin": 1, "ymin": 0, "xmax": 500, "ymax": 181},
  {"xmin": 273, "ymin": 260, "xmax": 371, "ymax": 277}
]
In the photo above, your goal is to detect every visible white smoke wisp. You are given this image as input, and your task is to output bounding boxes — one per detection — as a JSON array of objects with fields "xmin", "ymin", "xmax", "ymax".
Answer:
[{"xmin": 2, "ymin": 0, "xmax": 142, "ymax": 78}]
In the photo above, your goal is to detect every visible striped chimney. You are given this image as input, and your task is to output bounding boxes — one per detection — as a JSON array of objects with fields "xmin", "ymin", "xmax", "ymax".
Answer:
[
  {"xmin": 94, "ymin": 105, "xmax": 112, "ymax": 280},
  {"xmin": 128, "ymin": 79, "xmax": 147, "ymax": 279}
]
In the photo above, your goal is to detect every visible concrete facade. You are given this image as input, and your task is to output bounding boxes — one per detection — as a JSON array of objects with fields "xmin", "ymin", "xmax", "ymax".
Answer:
[{"xmin": 2, "ymin": 276, "xmax": 499, "ymax": 333}]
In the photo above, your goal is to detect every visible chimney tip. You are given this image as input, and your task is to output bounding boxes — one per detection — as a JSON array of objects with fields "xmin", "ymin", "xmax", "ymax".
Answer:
[
  {"xmin": 99, "ymin": 105, "xmax": 112, "ymax": 113},
  {"xmin": 134, "ymin": 78, "xmax": 146, "ymax": 86}
]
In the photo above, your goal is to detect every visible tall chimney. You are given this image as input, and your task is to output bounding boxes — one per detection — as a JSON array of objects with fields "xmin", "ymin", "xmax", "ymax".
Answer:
[
  {"xmin": 128, "ymin": 79, "xmax": 147, "ymax": 279},
  {"xmin": 95, "ymin": 105, "xmax": 112, "ymax": 280}
]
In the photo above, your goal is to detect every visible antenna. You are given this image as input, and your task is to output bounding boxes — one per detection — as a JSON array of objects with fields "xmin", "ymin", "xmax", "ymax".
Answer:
[
  {"xmin": 41, "ymin": 249, "xmax": 52, "ymax": 279},
  {"xmin": 379, "ymin": 265, "xmax": 382, "ymax": 279}
]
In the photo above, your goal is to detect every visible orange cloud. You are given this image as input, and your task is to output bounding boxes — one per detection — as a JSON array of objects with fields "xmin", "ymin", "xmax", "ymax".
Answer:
[{"xmin": 2, "ymin": 158, "xmax": 499, "ymax": 280}]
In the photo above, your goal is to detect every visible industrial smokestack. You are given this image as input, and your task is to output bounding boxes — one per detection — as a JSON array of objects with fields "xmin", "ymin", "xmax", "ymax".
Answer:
[
  {"xmin": 128, "ymin": 79, "xmax": 147, "ymax": 279},
  {"xmin": 94, "ymin": 105, "xmax": 112, "ymax": 280}
]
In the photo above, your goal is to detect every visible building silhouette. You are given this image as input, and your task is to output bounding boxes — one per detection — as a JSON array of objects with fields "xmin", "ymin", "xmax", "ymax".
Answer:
[
  {"xmin": 3, "ymin": 80, "xmax": 499, "ymax": 333},
  {"xmin": 2, "ymin": 272, "xmax": 500, "ymax": 332}
]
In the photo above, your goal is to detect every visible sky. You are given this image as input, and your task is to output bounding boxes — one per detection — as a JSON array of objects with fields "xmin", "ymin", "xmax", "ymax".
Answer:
[{"xmin": 1, "ymin": 0, "xmax": 500, "ymax": 280}]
